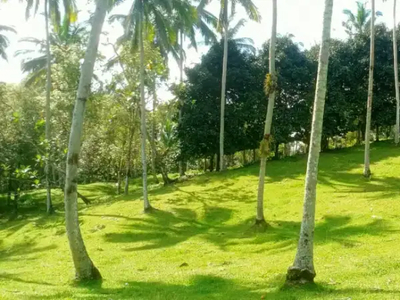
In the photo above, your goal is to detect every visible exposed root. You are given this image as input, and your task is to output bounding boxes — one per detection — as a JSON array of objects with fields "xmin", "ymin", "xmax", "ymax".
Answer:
[
  {"xmin": 285, "ymin": 266, "xmax": 316, "ymax": 285},
  {"xmin": 251, "ymin": 218, "xmax": 269, "ymax": 232}
]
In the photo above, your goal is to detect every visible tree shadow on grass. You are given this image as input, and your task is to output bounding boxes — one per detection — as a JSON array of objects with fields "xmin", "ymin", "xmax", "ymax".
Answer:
[
  {"xmin": 103, "ymin": 207, "xmax": 233, "ymax": 251},
  {"xmin": 24, "ymin": 274, "xmax": 400, "ymax": 300},
  {"xmin": 0, "ymin": 239, "xmax": 57, "ymax": 262},
  {"xmin": 102, "ymin": 206, "xmax": 392, "ymax": 254},
  {"xmin": 319, "ymin": 171, "xmax": 400, "ymax": 201},
  {"xmin": 0, "ymin": 272, "xmax": 54, "ymax": 286},
  {"xmin": 220, "ymin": 215, "xmax": 394, "ymax": 254}
]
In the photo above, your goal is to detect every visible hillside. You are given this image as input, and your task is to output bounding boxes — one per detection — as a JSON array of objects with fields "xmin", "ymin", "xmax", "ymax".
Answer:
[{"xmin": 1, "ymin": 141, "xmax": 400, "ymax": 299}]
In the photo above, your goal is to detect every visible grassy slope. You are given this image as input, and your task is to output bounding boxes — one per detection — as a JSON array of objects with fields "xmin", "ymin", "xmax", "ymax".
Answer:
[{"xmin": 1, "ymin": 141, "xmax": 400, "ymax": 299}]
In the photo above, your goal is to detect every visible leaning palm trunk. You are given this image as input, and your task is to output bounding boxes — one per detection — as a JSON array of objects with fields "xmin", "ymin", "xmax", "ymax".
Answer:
[
  {"xmin": 363, "ymin": 0, "xmax": 375, "ymax": 177},
  {"xmin": 286, "ymin": 0, "xmax": 333, "ymax": 284},
  {"xmin": 64, "ymin": 0, "xmax": 107, "ymax": 281},
  {"xmin": 44, "ymin": 0, "xmax": 53, "ymax": 214},
  {"xmin": 219, "ymin": 0, "xmax": 228, "ymax": 171},
  {"xmin": 139, "ymin": 19, "xmax": 152, "ymax": 212},
  {"xmin": 255, "ymin": 0, "xmax": 277, "ymax": 226},
  {"xmin": 393, "ymin": 0, "xmax": 400, "ymax": 145}
]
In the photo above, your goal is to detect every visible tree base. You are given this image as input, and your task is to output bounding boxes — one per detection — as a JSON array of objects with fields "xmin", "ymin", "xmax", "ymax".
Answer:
[
  {"xmin": 285, "ymin": 266, "xmax": 316, "ymax": 285},
  {"xmin": 143, "ymin": 205, "xmax": 154, "ymax": 214},
  {"xmin": 47, "ymin": 206, "xmax": 55, "ymax": 215},
  {"xmin": 363, "ymin": 169, "xmax": 371, "ymax": 179},
  {"xmin": 251, "ymin": 218, "xmax": 269, "ymax": 231},
  {"xmin": 75, "ymin": 264, "xmax": 102, "ymax": 282}
]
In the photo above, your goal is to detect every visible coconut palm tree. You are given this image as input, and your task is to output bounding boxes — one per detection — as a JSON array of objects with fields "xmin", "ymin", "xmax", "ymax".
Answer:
[
  {"xmin": 0, "ymin": 25, "xmax": 16, "ymax": 61},
  {"xmin": 211, "ymin": 0, "xmax": 260, "ymax": 171},
  {"xmin": 112, "ymin": 0, "xmax": 194, "ymax": 212},
  {"xmin": 64, "ymin": 0, "xmax": 108, "ymax": 280},
  {"xmin": 364, "ymin": 0, "xmax": 375, "ymax": 178},
  {"xmin": 286, "ymin": 0, "xmax": 333, "ymax": 284},
  {"xmin": 255, "ymin": 0, "xmax": 276, "ymax": 226},
  {"xmin": 172, "ymin": 1, "xmax": 218, "ymax": 176},
  {"xmin": 342, "ymin": 1, "xmax": 371, "ymax": 37},
  {"xmin": 22, "ymin": 0, "xmax": 77, "ymax": 214}
]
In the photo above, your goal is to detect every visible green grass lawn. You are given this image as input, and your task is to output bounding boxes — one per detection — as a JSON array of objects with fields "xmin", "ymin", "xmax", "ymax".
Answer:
[{"xmin": 2, "ymin": 141, "xmax": 400, "ymax": 299}]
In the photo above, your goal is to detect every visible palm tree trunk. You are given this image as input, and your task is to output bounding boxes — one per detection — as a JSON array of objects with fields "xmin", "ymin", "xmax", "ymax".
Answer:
[
  {"xmin": 124, "ymin": 125, "xmax": 134, "ymax": 195},
  {"xmin": 44, "ymin": 0, "xmax": 53, "ymax": 214},
  {"xmin": 139, "ymin": 17, "xmax": 152, "ymax": 213},
  {"xmin": 393, "ymin": 0, "xmax": 400, "ymax": 145},
  {"xmin": 364, "ymin": 0, "xmax": 375, "ymax": 177},
  {"xmin": 255, "ymin": 0, "xmax": 277, "ymax": 226},
  {"xmin": 64, "ymin": 0, "xmax": 106, "ymax": 281},
  {"xmin": 286, "ymin": 0, "xmax": 333, "ymax": 285},
  {"xmin": 117, "ymin": 158, "xmax": 122, "ymax": 194},
  {"xmin": 179, "ymin": 28, "xmax": 185, "ymax": 177},
  {"xmin": 150, "ymin": 85, "xmax": 159, "ymax": 184},
  {"xmin": 219, "ymin": 0, "xmax": 228, "ymax": 171}
]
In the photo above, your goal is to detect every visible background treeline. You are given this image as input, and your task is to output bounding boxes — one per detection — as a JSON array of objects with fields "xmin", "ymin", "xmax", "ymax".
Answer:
[{"xmin": 1, "ymin": 22, "xmax": 398, "ymax": 209}]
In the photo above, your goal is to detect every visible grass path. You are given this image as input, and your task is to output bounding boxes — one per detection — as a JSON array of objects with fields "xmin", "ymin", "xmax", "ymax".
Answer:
[{"xmin": 1, "ymin": 141, "xmax": 400, "ymax": 299}]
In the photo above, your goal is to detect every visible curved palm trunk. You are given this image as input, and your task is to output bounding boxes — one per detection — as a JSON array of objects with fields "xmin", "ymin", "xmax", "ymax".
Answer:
[
  {"xmin": 393, "ymin": 0, "xmax": 400, "ymax": 145},
  {"xmin": 255, "ymin": 0, "xmax": 277, "ymax": 225},
  {"xmin": 286, "ymin": 0, "xmax": 333, "ymax": 285},
  {"xmin": 64, "ymin": 0, "xmax": 107, "ymax": 281},
  {"xmin": 219, "ymin": 0, "xmax": 228, "ymax": 171},
  {"xmin": 364, "ymin": 0, "xmax": 375, "ymax": 177},
  {"xmin": 44, "ymin": 0, "xmax": 53, "ymax": 214},
  {"xmin": 139, "ymin": 19, "xmax": 152, "ymax": 213}
]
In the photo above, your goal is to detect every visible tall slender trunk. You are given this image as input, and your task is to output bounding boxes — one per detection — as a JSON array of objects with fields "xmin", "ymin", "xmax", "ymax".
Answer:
[
  {"xmin": 219, "ymin": 0, "xmax": 228, "ymax": 171},
  {"xmin": 286, "ymin": 0, "xmax": 333, "ymax": 285},
  {"xmin": 393, "ymin": 0, "xmax": 400, "ymax": 145},
  {"xmin": 124, "ymin": 125, "xmax": 134, "ymax": 195},
  {"xmin": 44, "ymin": 0, "xmax": 53, "ymax": 214},
  {"xmin": 150, "ymin": 85, "xmax": 159, "ymax": 184},
  {"xmin": 364, "ymin": 0, "xmax": 375, "ymax": 178},
  {"xmin": 178, "ymin": 28, "xmax": 185, "ymax": 176},
  {"xmin": 255, "ymin": 0, "xmax": 277, "ymax": 225},
  {"xmin": 139, "ymin": 17, "xmax": 152, "ymax": 212},
  {"xmin": 242, "ymin": 150, "xmax": 247, "ymax": 165},
  {"xmin": 64, "ymin": 0, "xmax": 106, "ymax": 281},
  {"xmin": 117, "ymin": 158, "xmax": 122, "ymax": 195}
]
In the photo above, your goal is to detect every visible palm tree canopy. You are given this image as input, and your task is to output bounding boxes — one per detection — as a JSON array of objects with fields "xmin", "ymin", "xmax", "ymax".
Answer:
[
  {"xmin": 23, "ymin": 0, "xmax": 77, "ymax": 34},
  {"xmin": 214, "ymin": 0, "xmax": 261, "ymax": 33},
  {"xmin": 16, "ymin": 23, "xmax": 87, "ymax": 85},
  {"xmin": 342, "ymin": 1, "xmax": 382, "ymax": 37},
  {"xmin": 111, "ymin": 0, "xmax": 195, "ymax": 61},
  {"xmin": 0, "ymin": 25, "xmax": 17, "ymax": 61}
]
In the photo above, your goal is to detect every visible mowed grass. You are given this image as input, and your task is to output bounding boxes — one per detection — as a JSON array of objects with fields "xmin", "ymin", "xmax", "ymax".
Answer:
[{"xmin": 2, "ymin": 141, "xmax": 400, "ymax": 299}]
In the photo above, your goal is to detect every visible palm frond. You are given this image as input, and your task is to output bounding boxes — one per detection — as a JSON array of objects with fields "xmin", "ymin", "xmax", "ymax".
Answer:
[
  {"xmin": 0, "ymin": 25, "xmax": 17, "ymax": 34},
  {"xmin": 228, "ymin": 18, "xmax": 246, "ymax": 39},
  {"xmin": 236, "ymin": 0, "xmax": 260, "ymax": 22}
]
